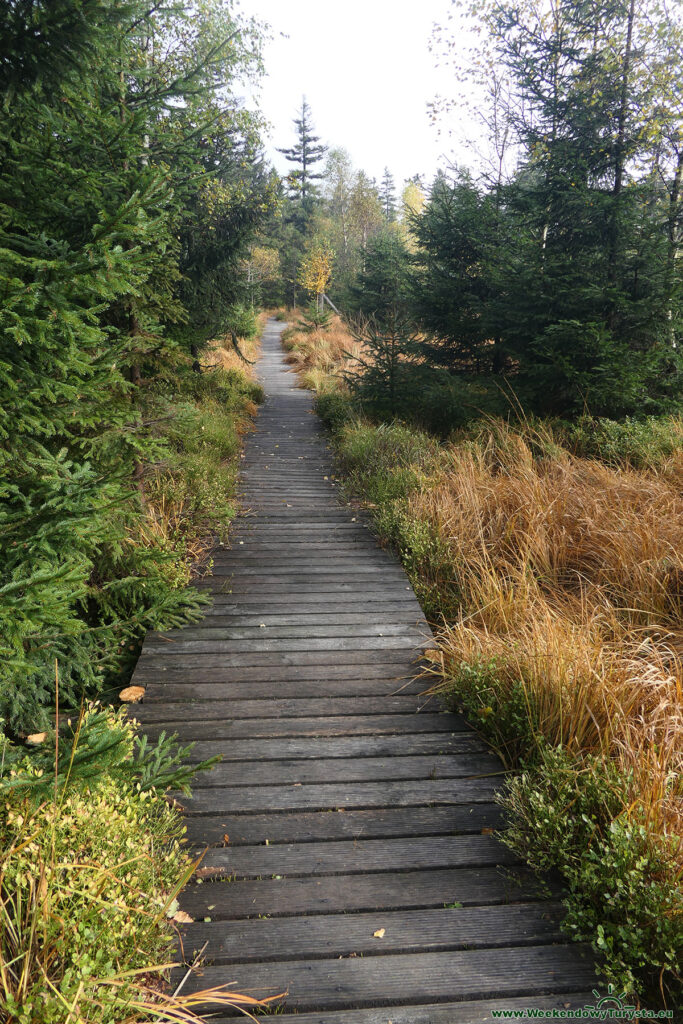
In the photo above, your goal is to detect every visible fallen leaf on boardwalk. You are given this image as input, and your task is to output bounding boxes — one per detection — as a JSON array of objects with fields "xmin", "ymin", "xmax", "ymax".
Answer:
[
  {"xmin": 196, "ymin": 867, "xmax": 227, "ymax": 880},
  {"xmin": 223, "ymin": 834, "xmax": 230, "ymax": 843},
  {"xmin": 372, "ymin": 928, "xmax": 385, "ymax": 938},
  {"xmin": 259, "ymin": 623, "xmax": 266, "ymax": 628},
  {"xmin": 118, "ymin": 685, "xmax": 145, "ymax": 703},
  {"xmin": 172, "ymin": 910, "xmax": 194, "ymax": 924},
  {"xmin": 26, "ymin": 733, "xmax": 47, "ymax": 745},
  {"xmin": 481, "ymin": 827, "xmax": 494, "ymax": 834}
]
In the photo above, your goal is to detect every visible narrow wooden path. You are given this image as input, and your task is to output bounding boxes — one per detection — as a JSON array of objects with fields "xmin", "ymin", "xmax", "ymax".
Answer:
[{"xmin": 132, "ymin": 319, "xmax": 598, "ymax": 1022}]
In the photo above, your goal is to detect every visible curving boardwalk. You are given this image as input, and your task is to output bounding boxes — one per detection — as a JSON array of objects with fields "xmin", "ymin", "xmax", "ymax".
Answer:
[{"xmin": 132, "ymin": 319, "xmax": 598, "ymax": 1022}]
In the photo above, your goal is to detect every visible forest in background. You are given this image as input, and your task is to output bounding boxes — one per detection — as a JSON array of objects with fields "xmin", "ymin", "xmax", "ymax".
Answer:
[{"xmin": 262, "ymin": 0, "xmax": 683, "ymax": 425}]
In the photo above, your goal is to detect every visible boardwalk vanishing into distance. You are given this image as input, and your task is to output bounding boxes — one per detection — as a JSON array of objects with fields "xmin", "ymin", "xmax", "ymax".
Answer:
[{"xmin": 131, "ymin": 319, "xmax": 599, "ymax": 1022}]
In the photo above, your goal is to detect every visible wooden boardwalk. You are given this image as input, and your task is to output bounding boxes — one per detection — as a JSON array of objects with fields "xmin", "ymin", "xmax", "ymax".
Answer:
[{"xmin": 132, "ymin": 319, "xmax": 598, "ymax": 1022}]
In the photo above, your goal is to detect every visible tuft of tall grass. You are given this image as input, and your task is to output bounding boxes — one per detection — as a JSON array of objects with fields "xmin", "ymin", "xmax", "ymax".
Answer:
[
  {"xmin": 406, "ymin": 423, "xmax": 683, "ymax": 833},
  {"xmin": 281, "ymin": 312, "xmax": 365, "ymax": 390}
]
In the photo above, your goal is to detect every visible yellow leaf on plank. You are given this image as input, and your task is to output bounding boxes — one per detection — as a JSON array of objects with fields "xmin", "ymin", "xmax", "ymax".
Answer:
[
  {"xmin": 118, "ymin": 686, "xmax": 145, "ymax": 703},
  {"xmin": 372, "ymin": 928, "xmax": 385, "ymax": 938},
  {"xmin": 172, "ymin": 910, "xmax": 194, "ymax": 924}
]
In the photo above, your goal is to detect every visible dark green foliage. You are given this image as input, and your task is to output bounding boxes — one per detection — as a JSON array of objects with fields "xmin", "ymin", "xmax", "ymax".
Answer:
[
  {"xmin": 554, "ymin": 414, "xmax": 683, "ymax": 469},
  {"xmin": 348, "ymin": 229, "xmax": 413, "ymax": 327},
  {"xmin": 0, "ymin": 707, "xmax": 219, "ymax": 800},
  {"xmin": 0, "ymin": 0, "xmax": 130, "ymax": 96},
  {"xmin": 278, "ymin": 97, "xmax": 327, "ymax": 206},
  {"xmin": 350, "ymin": 0, "xmax": 683, "ymax": 428},
  {"xmin": 0, "ymin": 0, "xmax": 272, "ymax": 735},
  {"xmin": 297, "ymin": 302, "xmax": 333, "ymax": 333},
  {"xmin": 379, "ymin": 167, "xmax": 397, "ymax": 222},
  {"xmin": 315, "ymin": 391, "xmax": 356, "ymax": 433},
  {"xmin": 442, "ymin": 660, "xmax": 539, "ymax": 767}
]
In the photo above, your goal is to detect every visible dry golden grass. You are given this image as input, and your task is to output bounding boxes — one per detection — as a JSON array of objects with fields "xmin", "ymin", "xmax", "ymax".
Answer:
[
  {"xmin": 202, "ymin": 310, "xmax": 269, "ymax": 378},
  {"xmin": 413, "ymin": 421, "xmax": 683, "ymax": 845},
  {"xmin": 280, "ymin": 311, "xmax": 365, "ymax": 391}
]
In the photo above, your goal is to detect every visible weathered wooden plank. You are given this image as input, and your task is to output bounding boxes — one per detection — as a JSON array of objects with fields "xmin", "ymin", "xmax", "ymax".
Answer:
[
  {"xmin": 178, "ymin": 865, "xmax": 557, "ymax": 919},
  {"xmin": 138, "ymin": 714, "xmax": 467, "ymax": 741},
  {"xmin": 216, "ymin": 995, "xmax": 602, "ymax": 1024},
  {"xmin": 178, "ymin": 945, "xmax": 597, "ymax": 1008},
  {"xmin": 135, "ymin": 648, "xmax": 425, "ymax": 667},
  {"xmin": 187, "ymin": 753, "xmax": 501, "ymax": 788},
  {"xmin": 183, "ymin": 804, "xmax": 505, "ymax": 846},
  {"xmin": 182, "ymin": 732, "xmax": 484, "ymax": 763},
  {"xmin": 207, "ymin": 559, "xmax": 403, "ymax": 573},
  {"xmin": 134, "ymin": 695, "xmax": 436, "ymax": 722},
  {"xmin": 197, "ymin": 586, "xmax": 418, "ymax": 599},
  {"xmin": 186, "ymin": 612, "xmax": 425, "ymax": 626},
  {"xmin": 197, "ymin": 575, "xmax": 412, "ymax": 589},
  {"xmin": 197, "ymin": 835, "xmax": 517, "ymax": 878},
  {"xmin": 135, "ymin": 651, "xmax": 421, "ymax": 667},
  {"xmin": 132, "ymin": 661, "xmax": 416, "ymax": 683},
  {"xmin": 146, "ymin": 623, "xmax": 424, "ymax": 644},
  {"xmin": 143, "ymin": 679, "xmax": 427, "ymax": 701},
  {"xmin": 141, "ymin": 634, "xmax": 427, "ymax": 655},
  {"xmin": 179, "ymin": 904, "xmax": 565, "ymax": 963},
  {"xmin": 176, "ymin": 777, "xmax": 501, "ymax": 815}
]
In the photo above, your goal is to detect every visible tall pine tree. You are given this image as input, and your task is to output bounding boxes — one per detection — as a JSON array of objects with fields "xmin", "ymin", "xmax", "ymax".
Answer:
[
  {"xmin": 379, "ymin": 167, "xmax": 397, "ymax": 221},
  {"xmin": 278, "ymin": 97, "xmax": 327, "ymax": 208}
]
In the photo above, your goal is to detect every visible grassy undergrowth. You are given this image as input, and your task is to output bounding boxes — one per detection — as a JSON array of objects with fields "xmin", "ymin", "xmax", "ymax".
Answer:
[
  {"xmin": 284, "ymin": 314, "xmax": 683, "ymax": 1004},
  {"xmin": 1, "ymin": 321, "xmax": 269, "ymax": 1022},
  {"xmin": 0, "ymin": 708, "xmax": 275, "ymax": 1023}
]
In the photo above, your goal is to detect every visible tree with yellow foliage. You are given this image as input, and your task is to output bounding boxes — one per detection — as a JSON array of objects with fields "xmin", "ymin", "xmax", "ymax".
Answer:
[{"xmin": 298, "ymin": 241, "xmax": 334, "ymax": 310}]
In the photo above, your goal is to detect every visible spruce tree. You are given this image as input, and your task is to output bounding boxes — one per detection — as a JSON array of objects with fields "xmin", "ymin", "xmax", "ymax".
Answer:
[
  {"xmin": 278, "ymin": 97, "xmax": 327, "ymax": 208},
  {"xmin": 0, "ymin": 0, "xmax": 273, "ymax": 733},
  {"xmin": 379, "ymin": 167, "xmax": 397, "ymax": 222}
]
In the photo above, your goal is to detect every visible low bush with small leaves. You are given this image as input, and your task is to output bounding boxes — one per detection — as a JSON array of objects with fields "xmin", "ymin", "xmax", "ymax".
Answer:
[
  {"xmin": 0, "ymin": 707, "xmax": 274, "ymax": 1024},
  {"xmin": 556, "ymin": 414, "xmax": 683, "ymax": 470},
  {"xmin": 502, "ymin": 746, "xmax": 682, "ymax": 999}
]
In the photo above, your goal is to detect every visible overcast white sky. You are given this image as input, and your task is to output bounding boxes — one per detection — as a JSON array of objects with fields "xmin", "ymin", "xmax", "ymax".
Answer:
[{"xmin": 237, "ymin": 0, "xmax": 473, "ymax": 189}]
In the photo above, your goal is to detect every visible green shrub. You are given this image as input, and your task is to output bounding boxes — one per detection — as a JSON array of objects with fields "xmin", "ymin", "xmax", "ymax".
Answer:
[
  {"xmin": 554, "ymin": 415, "xmax": 683, "ymax": 470},
  {"xmin": 297, "ymin": 302, "xmax": 333, "ymax": 333},
  {"xmin": 224, "ymin": 302, "xmax": 259, "ymax": 340},
  {"xmin": 502, "ymin": 746, "xmax": 682, "ymax": 1001},
  {"xmin": 337, "ymin": 421, "xmax": 439, "ymax": 480},
  {"xmin": 0, "ymin": 706, "xmax": 219, "ymax": 801},
  {"xmin": 373, "ymin": 502, "xmax": 459, "ymax": 619},
  {"xmin": 315, "ymin": 391, "xmax": 356, "ymax": 434},
  {"xmin": 0, "ymin": 704, "xmax": 193, "ymax": 1023},
  {"xmin": 441, "ymin": 659, "xmax": 539, "ymax": 765}
]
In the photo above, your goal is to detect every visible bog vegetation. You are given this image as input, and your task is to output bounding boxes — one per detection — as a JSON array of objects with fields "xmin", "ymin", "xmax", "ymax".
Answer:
[{"xmin": 2, "ymin": 0, "xmax": 683, "ymax": 1016}]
